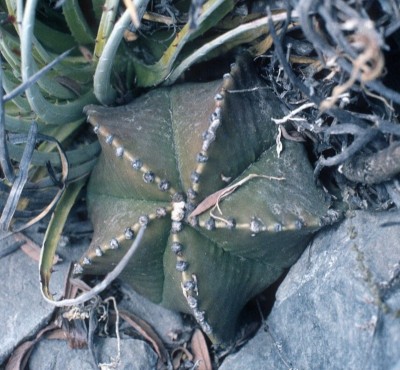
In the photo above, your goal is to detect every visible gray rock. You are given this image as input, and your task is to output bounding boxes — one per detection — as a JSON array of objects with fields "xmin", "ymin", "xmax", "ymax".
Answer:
[
  {"xmin": 220, "ymin": 210, "xmax": 400, "ymax": 370},
  {"xmin": 28, "ymin": 337, "xmax": 158, "ymax": 370},
  {"xmin": 0, "ymin": 249, "xmax": 58, "ymax": 365},
  {"xmin": 119, "ymin": 282, "xmax": 192, "ymax": 346},
  {"xmin": 0, "ymin": 228, "xmax": 90, "ymax": 365},
  {"xmin": 392, "ymin": 359, "xmax": 400, "ymax": 370}
]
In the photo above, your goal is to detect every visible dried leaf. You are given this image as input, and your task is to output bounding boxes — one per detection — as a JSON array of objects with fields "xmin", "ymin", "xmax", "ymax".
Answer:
[
  {"xmin": 189, "ymin": 187, "xmax": 227, "ymax": 218},
  {"xmin": 122, "ymin": 0, "xmax": 140, "ymax": 28},
  {"xmin": 123, "ymin": 29, "xmax": 138, "ymax": 42},
  {"xmin": 119, "ymin": 310, "xmax": 168, "ymax": 364},
  {"xmin": 58, "ymin": 265, "xmax": 89, "ymax": 349},
  {"xmin": 14, "ymin": 232, "xmax": 61, "ymax": 264},
  {"xmin": 171, "ymin": 347, "xmax": 194, "ymax": 370},
  {"xmin": 190, "ymin": 174, "xmax": 284, "ymax": 219},
  {"xmin": 63, "ymin": 272, "xmax": 82, "ymax": 301},
  {"xmin": 191, "ymin": 329, "xmax": 212, "ymax": 370},
  {"xmin": 143, "ymin": 11, "xmax": 175, "ymax": 26},
  {"xmin": 60, "ymin": 314, "xmax": 89, "ymax": 349},
  {"xmin": 69, "ymin": 277, "xmax": 92, "ymax": 293},
  {"xmin": 79, "ymin": 46, "xmax": 93, "ymax": 62},
  {"xmin": 45, "ymin": 328, "xmax": 68, "ymax": 340},
  {"xmin": 5, "ymin": 323, "xmax": 58, "ymax": 370}
]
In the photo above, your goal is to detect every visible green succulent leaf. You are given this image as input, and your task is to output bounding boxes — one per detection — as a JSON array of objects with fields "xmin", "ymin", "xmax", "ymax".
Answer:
[
  {"xmin": 132, "ymin": 0, "xmax": 236, "ymax": 87},
  {"xmin": 40, "ymin": 179, "xmax": 86, "ymax": 301},
  {"xmin": 8, "ymin": 140, "xmax": 100, "ymax": 169},
  {"xmin": 34, "ymin": 20, "xmax": 76, "ymax": 53},
  {"xmin": 62, "ymin": 0, "xmax": 95, "ymax": 44},
  {"xmin": 93, "ymin": 0, "xmax": 120, "ymax": 60},
  {"xmin": 78, "ymin": 54, "xmax": 334, "ymax": 344}
]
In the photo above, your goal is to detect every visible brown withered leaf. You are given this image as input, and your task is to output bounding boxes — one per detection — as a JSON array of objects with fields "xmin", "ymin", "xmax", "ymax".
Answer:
[
  {"xmin": 171, "ymin": 346, "xmax": 194, "ymax": 370},
  {"xmin": 5, "ymin": 323, "xmax": 58, "ymax": 370},
  {"xmin": 189, "ymin": 174, "xmax": 284, "ymax": 219},
  {"xmin": 191, "ymin": 329, "xmax": 212, "ymax": 370},
  {"xmin": 188, "ymin": 187, "xmax": 227, "ymax": 219},
  {"xmin": 78, "ymin": 46, "xmax": 93, "ymax": 62}
]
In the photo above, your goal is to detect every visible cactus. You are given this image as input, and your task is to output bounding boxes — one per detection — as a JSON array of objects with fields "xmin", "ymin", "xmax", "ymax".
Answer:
[
  {"xmin": 0, "ymin": 2, "xmax": 325, "ymax": 340},
  {"xmin": 75, "ymin": 54, "xmax": 334, "ymax": 344},
  {"xmin": 0, "ymin": 0, "xmax": 282, "ymax": 231}
]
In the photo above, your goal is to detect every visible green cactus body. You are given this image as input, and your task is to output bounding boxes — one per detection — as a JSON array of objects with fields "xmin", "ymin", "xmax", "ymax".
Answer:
[{"xmin": 76, "ymin": 54, "xmax": 332, "ymax": 344}]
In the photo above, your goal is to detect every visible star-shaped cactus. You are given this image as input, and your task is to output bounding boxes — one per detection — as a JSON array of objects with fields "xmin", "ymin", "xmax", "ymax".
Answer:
[{"xmin": 75, "ymin": 54, "xmax": 331, "ymax": 344}]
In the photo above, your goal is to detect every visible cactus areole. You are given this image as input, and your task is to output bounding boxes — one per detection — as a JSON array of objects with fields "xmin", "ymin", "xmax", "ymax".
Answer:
[{"xmin": 75, "ymin": 54, "xmax": 333, "ymax": 344}]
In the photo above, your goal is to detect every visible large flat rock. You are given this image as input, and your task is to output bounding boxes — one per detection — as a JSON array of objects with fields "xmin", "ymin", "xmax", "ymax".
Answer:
[
  {"xmin": 220, "ymin": 210, "xmax": 400, "ymax": 370},
  {"xmin": 0, "ymin": 228, "xmax": 90, "ymax": 365}
]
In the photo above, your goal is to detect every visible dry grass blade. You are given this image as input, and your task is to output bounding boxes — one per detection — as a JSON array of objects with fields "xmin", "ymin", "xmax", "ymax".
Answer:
[
  {"xmin": 57, "ymin": 265, "xmax": 90, "ymax": 350},
  {"xmin": 191, "ymin": 329, "xmax": 212, "ymax": 370},
  {"xmin": 118, "ymin": 309, "xmax": 168, "ymax": 365},
  {"xmin": 0, "ymin": 122, "xmax": 37, "ymax": 231},
  {"xmin": 123, "ymin": 0, "xmax": 140, "ymax": 28},
  {"xmin": 13, "ymin": 232, "xmax": 61, "ymax": 264},
  {"xmin": 143, "ymin": 11, "xmax": 175, "ymax": 26}
]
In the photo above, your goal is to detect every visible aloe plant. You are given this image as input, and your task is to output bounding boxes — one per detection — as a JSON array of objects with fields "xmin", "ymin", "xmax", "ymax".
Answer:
[{"xmin": 0, "ymin": 0, "xmax": 284, "ymax": 232}]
